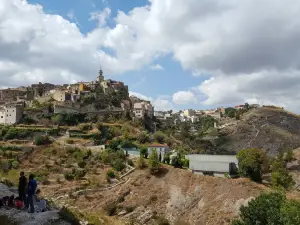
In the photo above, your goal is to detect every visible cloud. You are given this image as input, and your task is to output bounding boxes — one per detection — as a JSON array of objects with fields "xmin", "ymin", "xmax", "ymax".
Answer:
[
  {"xmin": 67, "ymin": 10, "xmax": 75, "ymax": 20},
  {"xmin": 129, "ymin": 91, "xmax": 152, "ymax": 101},
  {"xmin": 2, "ymin": 0, "xmax": 300, "ymax": 112},
  {"xmin": 172, "ymin": 91, "xmax": 197, "ymax": 105},
  {"xmin": 150, "ymin": 64, "xmax": 164, "ymax": 71},
  {"xmin": 89, "ymin": 7, "xmax": 111, "ymax": 27}
]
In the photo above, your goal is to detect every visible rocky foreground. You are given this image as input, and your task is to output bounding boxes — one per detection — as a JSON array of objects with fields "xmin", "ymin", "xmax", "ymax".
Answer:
[{"xmin": 0, "ymin": 183, "xmax": 70, "ymax": 225}]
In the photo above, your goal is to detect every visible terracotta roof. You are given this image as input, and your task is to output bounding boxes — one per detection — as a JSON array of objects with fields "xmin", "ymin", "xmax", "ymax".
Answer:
[{"xmin": 147, "ymin": 144, "xmax": 169, "ymax": 147}]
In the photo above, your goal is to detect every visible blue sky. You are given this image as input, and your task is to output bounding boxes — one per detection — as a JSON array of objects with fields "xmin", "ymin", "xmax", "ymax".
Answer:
[{"xmin": 26, "ymin": 0, "xmax": 208, "ymax": 110}]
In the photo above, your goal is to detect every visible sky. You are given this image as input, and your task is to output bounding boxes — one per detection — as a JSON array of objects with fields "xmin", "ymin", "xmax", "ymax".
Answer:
[{"xmin": 1, "ymin": 0, "xmax": 300, "ymax": 112}]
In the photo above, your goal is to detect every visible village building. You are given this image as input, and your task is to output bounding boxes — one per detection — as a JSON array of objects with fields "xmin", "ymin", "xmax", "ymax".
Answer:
[
  {"xmin": 0, "ymin": 103, "xmax": 24, "ymax": 125},
  {"xmin": 133, "ymin": 101, "xmax": 154, "ymax": 118},
  {"xmin": 185, "ymin": 154, "xmax": 238, "ymax": 177},
  {"xmin": 147, "ymin": 144, "xmax": 170, "ymax": 162},
  {"xmin": 183, "ymin": 109, "xmax": 195, "ymax": 117},
  {"xmin": 52, "ymin": 90, "xmax": 71, "ymax": 102}
]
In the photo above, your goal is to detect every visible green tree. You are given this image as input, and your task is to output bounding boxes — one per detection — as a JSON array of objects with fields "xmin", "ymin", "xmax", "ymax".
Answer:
[
  {"xmin": 140, "ymin": 147, "xmax": 148, "ymax": 158},
  {"xmin": 138, "ymin": 132, "xmax": 150, "ymax": 144},
  {"xmin": 225, "ymin": 107, "xmax": 236, "ymax": 118},
  {"xmin": 271, "ymin": 159, "xmax": 295, "ymax": 190},
  {"xmin": 233, "ymin": 192, "xmax": 300, "ymax": 225},
  {"xmin": 233, "ymin": 192, "xmax": 285, "ymax": 225},
  {"xmin": 149, "ymin": 149, "xmax": 160, "ymax": 174},
  {"xmin": 153, "ymin": 131, "xmax": 166, "ymax": 144},
  {"xmin": 237, "ymin": 148, "xmax": 269, "ymax": 182},
  {"xmin": 280, "ymin": 200, "xmax": 300, "ymax": 225}
]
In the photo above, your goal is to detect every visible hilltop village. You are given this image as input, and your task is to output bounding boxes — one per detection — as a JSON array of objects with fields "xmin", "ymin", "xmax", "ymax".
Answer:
[
  {"xmin": 0, "ymin": 68, "xmax": 258, "ymax": 128},
  {"xmin": 0, "ymin": 69, "xmax": 155, "ymax": 125}
]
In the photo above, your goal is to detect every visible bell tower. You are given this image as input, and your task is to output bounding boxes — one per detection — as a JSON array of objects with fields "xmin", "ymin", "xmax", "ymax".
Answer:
[{"xmin": 98, "ymin": 68, "xmax": 104, "ymax": 83}]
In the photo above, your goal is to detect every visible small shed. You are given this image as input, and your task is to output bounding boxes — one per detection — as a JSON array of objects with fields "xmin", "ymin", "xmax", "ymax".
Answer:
[{"xmin": 185, "ymin": 154, "xmax": 238, "ymax": 177}]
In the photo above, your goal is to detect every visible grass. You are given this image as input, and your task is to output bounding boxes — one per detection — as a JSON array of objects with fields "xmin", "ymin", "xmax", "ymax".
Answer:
[{"xmin": 0, "ymin": 169, "xmax": 20, "ymax": 185}]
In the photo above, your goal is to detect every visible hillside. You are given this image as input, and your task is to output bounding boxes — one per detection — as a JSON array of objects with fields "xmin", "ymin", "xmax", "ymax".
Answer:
[
  {"xmin": 218, "ymin": 107, "xmax": 300, "ymax": 155},
  {"xmin": 0, "ymin": 142, "xmax": 267, "ymax": 225}
]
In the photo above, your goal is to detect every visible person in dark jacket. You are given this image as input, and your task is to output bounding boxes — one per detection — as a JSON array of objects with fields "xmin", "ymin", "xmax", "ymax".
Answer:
[
  {"xmin": 18, "ymin": 171, "xmax": 27, "ymax": 204},
  {"xmin": 27, "ymin": 174, "xmax": 37, "ymax": 213}
]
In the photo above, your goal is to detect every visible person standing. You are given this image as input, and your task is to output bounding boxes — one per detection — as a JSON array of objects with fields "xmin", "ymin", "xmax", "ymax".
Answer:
[
  {"xmin": 27, "ymin": 174, "xmax": 37, "ymax": 213},
  {"xmin": 18, "ymin": 172, "xmax": 27, "ymax": 204}
]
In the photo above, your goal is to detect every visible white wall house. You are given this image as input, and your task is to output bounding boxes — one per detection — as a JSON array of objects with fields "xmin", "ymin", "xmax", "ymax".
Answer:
[
  {"xmin": 133, "ymin": 101, "xmax": 154, "ymax": 119},
  {"xmin": 0, "ymin": 104, "xmax": 24, "ymax": 125},
  {"xmin": 185, "ymin": 154, "xmax": 239, "ymax": 177},
  {"xmin": 147, "ymin": 144, "xmax": 170, "ymax": 162}
]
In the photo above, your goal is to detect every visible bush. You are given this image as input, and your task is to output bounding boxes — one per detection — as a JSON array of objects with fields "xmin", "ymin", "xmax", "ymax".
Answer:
[
  {"xmin": 237, "ymin": 148, "xmax": 269, "ymax": 182},
  {"xmin": 127, "ymin": 159, "xmax": 134, "ymax": 167},
  {"xmin": 271, "ymin": 159, "xmax": 295, "ymax": 190},
  {"xmin": 64, "ymin": 173, "xmax": 75, "ymax": 181},
  {"xmin": 153, "ymin": 131, "xmax": 166, "ymax": 144},
  {"xmin": 106, "ymin": 169, "xmax": 116, "ymax": 179},
  {"xmin": 104, "ymin": 202, "xmax": 117, "ymax": 216},
  {"xmin": 232, "ymin": 192, "xmax": 300, "ymax": 225},
  {"xmin": 149, "ymin": 149, "xmax": 160, "ymax": 174},
  {"xmin": 113, "ymin": 159, "xmax": 126, "ymax": 171},
  {"xmin": 78, "ymin": 160, "xmax": 86, "ymax": 168},
  {"xmin": 138, "ymin": 132, "xmax": 150, "ymax": 144},
  {"xmin": 137, "ymin": 157, "xmax": 147, "ymax": 169},
  {"xmin": 34, "ymin": 135, "xmax": 52, "ymax": 146},
  {"xmin": 11, "ymin": 161, "xmax": 20, "ymax": 169}
]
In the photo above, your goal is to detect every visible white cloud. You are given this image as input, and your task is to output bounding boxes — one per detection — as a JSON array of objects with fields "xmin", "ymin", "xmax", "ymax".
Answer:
[
  {"xmin": 2, "ymin": 0, "xmax": 300, "ymax": 112},
  {"xmin": 152, "ymin": 98, "xmax": 175, "ymax": 111},
  {"xmin": 172, "ymin": 91, "xmax": 197, "ymax": 105},
  {"xmin": 89, "ymin": 7, "xmax": 111, "ymax": 27},
  {"xmin": 67, "ymin": 10, "xmax": 75, "ymax": 20},
  {"xmin": 150, "ymin": 64, "xmax": 164, "ymax": 70},
  {"xmin": 129, "ymin": 91, "xmax": 152, "ymax": 101}
]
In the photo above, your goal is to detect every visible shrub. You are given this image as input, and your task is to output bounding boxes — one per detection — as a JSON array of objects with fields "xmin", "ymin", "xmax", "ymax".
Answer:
[
  {"xmin": 34, "ymin": 135, "xmax": 52, "ymax": 146},
  {"xmin": 232, "ymin": 192, "xmax": 300, "ymax": 225},
  {"xmin": 153, "ymin": 131, "xmax": 166, "ymax": 144},
  {"xmin": 64, "ymin": 173, "xmax": 75, "ymax": 181},
  {"xmin": 271, "ymin": 159, "xmax": 295, "ymax": 190},
  {"xmin": 237, "ymin": 148, "xmax": 269, "ymax": 182},
  {"xmin": 78, "ymin": 160, "xmax": 86, "ymax": 168},
  {"xmin": 149, "ymin": 149, "xmax": 160, "ymax": 174},
  {"xmin": 113, "ymin": 159, "xmax": 126, "ymax": 171},
  {"xmin": 104, "ymin": 201, "xmax": 117, "ymax": 216},
  {"xmin": 106, "ymin": 169, "xmax": 116, "ymax": 179},
  {"xmin": 11, "ymin": 160, "xmax": 20, "ymax": 169},
  {"xmin": 137, "ymin": 157, "xmax": 147, "ymax": 169},
  {"xmin": 137, "ymin": 132, "xmax": 150, "ymax": 144},
  {"xmin": 127, "ymin": 159, "xmax": 134, "ymax": 167}
]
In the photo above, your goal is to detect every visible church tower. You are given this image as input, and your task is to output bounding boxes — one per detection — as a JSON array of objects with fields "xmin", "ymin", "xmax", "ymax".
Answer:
[{"xmin": 98, "ymin": 68, "xmax": 104, "ymax": 83}]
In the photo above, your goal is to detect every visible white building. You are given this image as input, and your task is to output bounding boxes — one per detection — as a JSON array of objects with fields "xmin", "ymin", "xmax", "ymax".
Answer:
[
  {"xmin": 147, "ymin": 144, "xmax": 170, "ymax": 162},
  {"xmin": 183, "ymin": 109, "xmax": 195, "ymax": 117},
  {"xmin": 0, "ymin": 104, "xmax": 24, "ymax": 125},
  {"xmin": 133, "ymin": 101, "xmax": 154, "ymax": 118},
  {"xmin": 185, "ymin": 154, "xmax": 239, "ymax": 177}
]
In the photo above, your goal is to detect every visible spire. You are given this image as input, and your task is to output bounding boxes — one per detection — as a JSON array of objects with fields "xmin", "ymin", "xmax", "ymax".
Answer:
[{"xmin": 98, "ymin": 65, "xmax": 104, "ymax": 82}]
